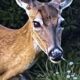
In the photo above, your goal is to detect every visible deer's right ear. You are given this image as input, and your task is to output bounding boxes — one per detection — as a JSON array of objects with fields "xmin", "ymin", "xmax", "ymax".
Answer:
[{"xmin": 16, "ymin": 0, "xmax": 28, "ymax": 10}]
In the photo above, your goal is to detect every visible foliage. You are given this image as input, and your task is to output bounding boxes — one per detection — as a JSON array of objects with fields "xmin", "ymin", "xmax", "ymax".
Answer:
[
  {"xmin": 0, "ymin": 0, "xmax": 28, "ymax": 29},
  {"xmin": 62, "ymin": 0, "xmax": 80, "ymax": 60},
  {"xmin": 30, "ymin": 58, "xmax": 80, "ymax": 80}
]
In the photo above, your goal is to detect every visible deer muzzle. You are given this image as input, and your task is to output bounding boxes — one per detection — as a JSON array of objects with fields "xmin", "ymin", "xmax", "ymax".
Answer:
[{"xmin": 48, "ymin": 48, "xmax": 63, "ymax": 63}]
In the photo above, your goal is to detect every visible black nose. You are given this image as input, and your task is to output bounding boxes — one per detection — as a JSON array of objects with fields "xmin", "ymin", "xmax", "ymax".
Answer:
[{"xmin": 49, "ymin": 48, "xmax": 63, "ymax": 62}]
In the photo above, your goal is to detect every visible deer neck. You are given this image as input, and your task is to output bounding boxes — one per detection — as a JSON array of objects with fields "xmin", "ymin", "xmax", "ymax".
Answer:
[{"xmin": 18, "ymin": 19, "xmax": 40, "ymax": 54}]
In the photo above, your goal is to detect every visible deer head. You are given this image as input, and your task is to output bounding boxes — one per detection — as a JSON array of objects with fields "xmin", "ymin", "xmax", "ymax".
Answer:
[{"xmin": 16, "ymin": 0, "xmax": 73, "ymax": 63}]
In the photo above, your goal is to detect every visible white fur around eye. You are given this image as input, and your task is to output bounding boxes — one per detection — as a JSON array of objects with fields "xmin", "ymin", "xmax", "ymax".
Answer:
[
  {"xmin": 33, "ymin": 27, "xmax": 41, "ymax": 31},
  {"xmin": 34, "ymin": 18, "xmax": 43, "ymax": 26}
]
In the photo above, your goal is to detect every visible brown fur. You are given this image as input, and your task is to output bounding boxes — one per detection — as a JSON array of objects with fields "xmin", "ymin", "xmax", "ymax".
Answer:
[
  {"xmin": 0, "ymin": 21, "xmax": 37, "ymax": 80},
  {"xmin": 0, "ymin": 0, "xmax": 63, "ymax": 80}
]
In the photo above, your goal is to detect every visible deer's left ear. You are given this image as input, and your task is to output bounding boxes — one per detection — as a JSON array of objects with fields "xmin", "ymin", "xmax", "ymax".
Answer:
[
  {"xmin": 16, "ymin": 0, "xmax": 28, "ymax": 10},
  {"xmin": 16, "ymin": 0, "xmax": 36, "ymax": 16}
]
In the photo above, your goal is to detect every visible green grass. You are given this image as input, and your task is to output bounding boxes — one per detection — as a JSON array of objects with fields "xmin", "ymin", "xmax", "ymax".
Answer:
[{"xmin": 29, "ymin": 55, "xmax": 80, "ymax": 80}]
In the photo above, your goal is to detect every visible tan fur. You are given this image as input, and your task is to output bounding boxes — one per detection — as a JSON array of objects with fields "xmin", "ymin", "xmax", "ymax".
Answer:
[
  {"xmin": 0, "ymin": 20, "xmax": 38, "ymax": 80},
  {"xmin": 0, "ymin": 0, "xmax": 69, "ymax": 79}
]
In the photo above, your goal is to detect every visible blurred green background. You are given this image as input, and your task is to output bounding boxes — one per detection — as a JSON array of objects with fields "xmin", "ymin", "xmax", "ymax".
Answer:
[{"xmin": 0, "ymin": 0, "xmax": 80, "ymax": 80}]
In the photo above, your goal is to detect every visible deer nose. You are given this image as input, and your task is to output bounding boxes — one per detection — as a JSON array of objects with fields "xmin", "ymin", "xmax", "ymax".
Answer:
[{"xmin": 48, "ymin": 48, "xmax": 63, "ymax": 62}]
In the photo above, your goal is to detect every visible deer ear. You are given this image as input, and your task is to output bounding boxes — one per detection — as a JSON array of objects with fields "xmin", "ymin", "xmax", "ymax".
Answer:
[
  {"xmin": 16, "ymin": 0, "xmax": 28, "ymax": 10},
  {"xmin": 60, "ymin": 0, "xmax": 73, "ymax": 12}
]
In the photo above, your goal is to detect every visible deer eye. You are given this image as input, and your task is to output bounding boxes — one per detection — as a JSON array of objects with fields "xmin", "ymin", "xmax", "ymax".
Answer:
[{"xmin": 33, "ymin": 21, "xmax": 41, "ymax": 28}]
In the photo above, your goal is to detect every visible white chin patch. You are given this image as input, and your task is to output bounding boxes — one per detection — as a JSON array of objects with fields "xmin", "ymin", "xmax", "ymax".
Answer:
[{"xmin": 49, "ymin": 57, "xmax": 60, "ymax": 63}]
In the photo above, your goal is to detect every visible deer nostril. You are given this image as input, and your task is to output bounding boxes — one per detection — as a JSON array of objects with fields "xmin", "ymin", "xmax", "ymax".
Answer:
[{"xmin": 49, "ymin": 48, "xmax": 63, "ymax": 62}]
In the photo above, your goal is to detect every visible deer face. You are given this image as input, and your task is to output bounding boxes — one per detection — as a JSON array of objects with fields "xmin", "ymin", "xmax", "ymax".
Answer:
[{"xmin": 16, "ymin": 0, "xmax": 73, "ymax": 63}]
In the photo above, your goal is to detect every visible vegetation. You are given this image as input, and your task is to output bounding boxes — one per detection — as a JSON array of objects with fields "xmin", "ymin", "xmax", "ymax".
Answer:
[{"xmin": 0, "ymin": 0, "xmax": 80, "ymax": 80}]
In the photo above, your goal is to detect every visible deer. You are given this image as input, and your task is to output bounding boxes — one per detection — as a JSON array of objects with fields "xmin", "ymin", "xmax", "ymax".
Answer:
[{"xmin": 0, "ymin": 0, "xmax": 73, "ymax": 80}]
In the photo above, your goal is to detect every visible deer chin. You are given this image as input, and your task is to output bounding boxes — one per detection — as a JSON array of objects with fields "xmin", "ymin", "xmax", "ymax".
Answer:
[{"xmin": 49, "ymin": 57, "xmax": 61, "ymax": 63}]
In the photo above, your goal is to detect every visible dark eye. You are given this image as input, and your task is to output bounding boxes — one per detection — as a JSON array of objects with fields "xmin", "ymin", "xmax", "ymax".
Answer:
[{"xmin": 33, "ymin": 21, "xmax": 41, "ymax": 28}]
